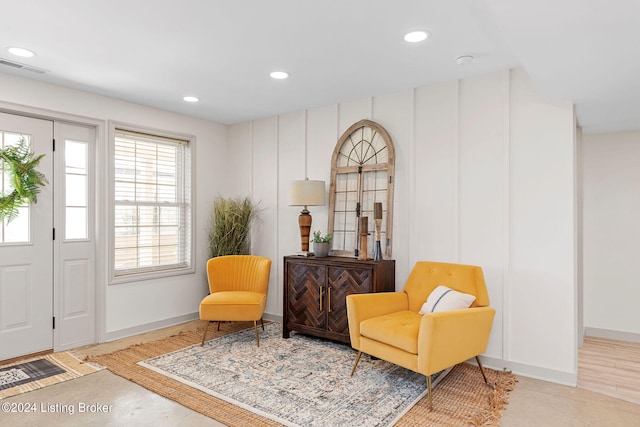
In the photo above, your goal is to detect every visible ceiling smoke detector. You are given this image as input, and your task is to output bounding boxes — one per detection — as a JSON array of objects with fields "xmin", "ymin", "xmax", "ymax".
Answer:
[{"xmin": 456, "ymin": 55, "xmax": 474, "ymax": 65}]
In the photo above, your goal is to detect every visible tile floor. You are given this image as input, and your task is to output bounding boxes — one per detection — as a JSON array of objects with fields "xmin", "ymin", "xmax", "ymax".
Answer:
[{"xmin": 2, "ymin": 321, "xmax": 640, "ymax": 426}]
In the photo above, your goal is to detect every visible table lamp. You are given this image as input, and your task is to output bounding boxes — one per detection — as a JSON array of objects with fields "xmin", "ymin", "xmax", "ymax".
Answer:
[{"xmin": 288, "ymin": 179, "xmax": 326, "ymax": 255}]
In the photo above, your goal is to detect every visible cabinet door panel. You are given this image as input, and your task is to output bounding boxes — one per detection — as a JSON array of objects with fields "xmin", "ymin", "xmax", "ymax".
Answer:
[
  {"xmin": 287, "ymin": 263, "xmax": 326, "ymax": 330},
  {"xmin": 327, "ymin": 266, "xmax": 372, "ymax": 334}
]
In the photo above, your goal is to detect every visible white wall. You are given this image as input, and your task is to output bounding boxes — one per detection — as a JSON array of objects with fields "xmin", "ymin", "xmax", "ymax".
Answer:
[
  {"xmin": 0, "ymin": 73, "xmax": 227, "ymax": 340},
  {"xmin": 228, "ymin": 68, "xmax": 578, "ymax": 384},
  {"xmin": 507, "ymin": 69, "xmax": 577, "ymax": 377},
  {"xmin": 582, "ymin": 131, "xmax": 640, "ymax": 341}
]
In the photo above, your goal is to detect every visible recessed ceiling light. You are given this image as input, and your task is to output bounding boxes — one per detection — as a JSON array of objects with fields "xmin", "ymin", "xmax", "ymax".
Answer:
[
  {"xmin": 270, "ymin": 71, "xmax": 289, "ymax": 80},
  {"xmin": 403, "ymin": 31, "xmax": 430, "ymax": 43},
  {"xmin": 455, "ymin": 55, "xmax": 474, "ymax": 65},
  {"xmin": 183, "ymin": 96, "xmax": 199, "ymax": 103},
  {"xmin": 7, "ymin": 46, "xmax": 36, "ymax": 57}
]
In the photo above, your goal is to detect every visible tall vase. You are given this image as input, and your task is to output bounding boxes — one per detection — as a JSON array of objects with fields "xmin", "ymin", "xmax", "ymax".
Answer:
[
  {"xmin": 373, "ymin": 240, "xmax": 382, "ymax": 261},
  {"xmin": 373, "ymin": 214, "xmax": 383, "ymax": 261}
]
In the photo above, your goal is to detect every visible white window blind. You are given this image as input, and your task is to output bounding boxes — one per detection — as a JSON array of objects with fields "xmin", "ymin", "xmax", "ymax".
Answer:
[{"xmin": 113, "ymin": 129, "xmax": 192, "ymax": 277}]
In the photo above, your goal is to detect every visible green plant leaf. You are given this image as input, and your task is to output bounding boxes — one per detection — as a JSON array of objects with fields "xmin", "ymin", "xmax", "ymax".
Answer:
[
  {"xmin": 0, "ymin": 137, "xmax": 48, "ymax": 223},
  {"xmin": 209, "ymin": 196, "xmax": 261, "ymax": 257}
]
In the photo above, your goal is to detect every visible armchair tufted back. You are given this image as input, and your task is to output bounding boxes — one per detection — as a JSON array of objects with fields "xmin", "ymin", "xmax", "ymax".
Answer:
[
  {"xmin": 403, "ymin": 261, "xmax": 490, "ymax": 313},
  {"xmin": 206, "ymin": 255, "xmax": 272, "ymax": 294}
]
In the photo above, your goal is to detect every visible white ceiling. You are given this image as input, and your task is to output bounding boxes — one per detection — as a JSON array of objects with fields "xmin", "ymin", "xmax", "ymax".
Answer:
[{"xmin": 0, "ymin": 0, "xmax": 638, "ymax": 134}]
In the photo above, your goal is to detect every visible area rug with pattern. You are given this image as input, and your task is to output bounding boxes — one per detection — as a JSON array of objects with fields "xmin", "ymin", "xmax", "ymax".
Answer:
[
  {"xmin": 140, "ymin": 322, "xmax": 448, "ymax": 427},
  {"xmin": 0, "ymin": 352, "xmax": 103, "ymax": 399},
  {"xmin": 88, "ymin": 321, "xmax": 516, "ymax": 426}
]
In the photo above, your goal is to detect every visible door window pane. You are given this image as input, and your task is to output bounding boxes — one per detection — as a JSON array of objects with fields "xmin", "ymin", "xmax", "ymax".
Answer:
[
  {"xmin": 64, "ymin": 140, "xmax": 88, "ymax": 240},
  {"xmin": 65, "ymin": 207, "xmax": 87, "ymax": 240},
  {"xmin": 4, "ymin": 207, "xmax": 29, "ymax": 242}
]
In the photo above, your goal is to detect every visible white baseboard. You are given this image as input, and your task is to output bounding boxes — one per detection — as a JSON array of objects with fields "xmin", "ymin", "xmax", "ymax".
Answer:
[
  {"xmin": 105, "ymin": 312, "xmax": 284, "ymax": 343},
  {"xmin": 103, "ymin": 312, "xmax": 200, "ymax": 343},
  {"xmin": 477, "ymin": 355, "xmax": 577, "ymax": 387},
  {"xmin": 263, "ymin": 313, "xmax": 283, "ymax": 323},
  {"xmin": 585, "ymin": 327, "xmax": 640, "ymax": 344}
]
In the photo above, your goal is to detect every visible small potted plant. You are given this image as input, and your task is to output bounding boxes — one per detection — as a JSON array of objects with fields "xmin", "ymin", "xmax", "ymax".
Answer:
[{"xmin": 311, "ymin": 231, "xmax": 332, "ymax": 257}]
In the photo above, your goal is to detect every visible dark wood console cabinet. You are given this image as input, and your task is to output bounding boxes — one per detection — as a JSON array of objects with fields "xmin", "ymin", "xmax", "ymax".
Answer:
[{"xmin": 283, "ymin": 256, "xmax": 395, "ymax": 344}]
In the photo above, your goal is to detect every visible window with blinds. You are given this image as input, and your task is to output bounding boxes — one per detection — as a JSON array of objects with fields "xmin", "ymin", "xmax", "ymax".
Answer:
[{"xmin": 112, "ymin": 128, "xmax": 192, "ymax": 278}]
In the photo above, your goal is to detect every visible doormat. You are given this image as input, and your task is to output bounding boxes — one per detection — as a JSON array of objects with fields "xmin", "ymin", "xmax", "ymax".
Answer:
[
  {"xmin": 0, "ymin": 359, "xmax": 65, "ymax": 390},
  {"xmin": 139, "ymin": 322, "xmax": 449, "ymax": 427},
  {"xmin": 0, "ymin": 352, "xmax": 103, "ymax": 399}
]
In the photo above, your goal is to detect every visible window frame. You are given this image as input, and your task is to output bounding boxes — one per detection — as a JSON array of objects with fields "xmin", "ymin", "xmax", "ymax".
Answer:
[
  {"xmin": 108, "ymin": 123, "xmax": 196, "ymax": 284},
  {"xmin": 328, "ymin": 119, "xmax": 395, "ymax": 258}
]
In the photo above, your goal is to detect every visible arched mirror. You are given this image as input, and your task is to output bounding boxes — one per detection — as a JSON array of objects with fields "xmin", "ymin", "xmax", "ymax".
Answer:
[{"xmin": 328, "ymin": 119, "xmax": 395, "ymax": 258}]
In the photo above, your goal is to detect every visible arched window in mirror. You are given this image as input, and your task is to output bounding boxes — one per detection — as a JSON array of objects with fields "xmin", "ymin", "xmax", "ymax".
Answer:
[{"xmin": 328, "ymin": 120, "xmax": 395, "ymax": 258}]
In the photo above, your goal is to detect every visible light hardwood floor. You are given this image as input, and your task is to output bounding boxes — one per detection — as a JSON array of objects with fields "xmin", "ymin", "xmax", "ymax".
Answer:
[{"xmin": 578, "ymin": 336, "xmax": 640, "ymax": 405}]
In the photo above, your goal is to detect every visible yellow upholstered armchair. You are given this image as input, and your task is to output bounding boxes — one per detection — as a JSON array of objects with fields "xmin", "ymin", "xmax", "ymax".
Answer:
[
  {"xmin": 346, "ymin": 261, "xmax": 495, "ymax": 410},
  {"xmin": 200, "ymin": 255, "xmax": 272, "ymax": 346}
]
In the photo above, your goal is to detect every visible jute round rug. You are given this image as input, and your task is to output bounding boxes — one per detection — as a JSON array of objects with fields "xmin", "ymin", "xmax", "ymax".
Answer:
[{"xmin": 86, "ymin": 322, "xmax": 515, "ymax": 426}]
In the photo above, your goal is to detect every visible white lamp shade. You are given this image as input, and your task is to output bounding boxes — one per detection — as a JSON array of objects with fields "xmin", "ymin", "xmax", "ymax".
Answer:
[{"xmin": 288, "ymin": 180, "xmax": 326, "ymax": 206}]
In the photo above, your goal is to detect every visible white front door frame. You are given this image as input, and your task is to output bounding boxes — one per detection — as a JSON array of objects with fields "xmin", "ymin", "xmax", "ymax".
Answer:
[{"xmin": 0, "ymin": 101, "xmax": 106, "ymax": 352}]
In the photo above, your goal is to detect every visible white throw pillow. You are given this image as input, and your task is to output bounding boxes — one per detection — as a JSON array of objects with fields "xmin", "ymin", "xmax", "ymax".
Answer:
[{"xmin": 418, "ymin": 285, "xmax": 476, "ymax": 315}]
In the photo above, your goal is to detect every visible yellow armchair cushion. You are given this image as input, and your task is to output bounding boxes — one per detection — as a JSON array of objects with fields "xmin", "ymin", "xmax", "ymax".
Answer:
[
  {"xmin": 360, "ymin": 311, "xmax": 421, "ymax": 354},
  {"xmin": 199, "ymin": 291, "xmax": 266, "ymax": 321},
  {"xmin": 346, "ymin": 292, "xmax": 409, "ymax": 349}
]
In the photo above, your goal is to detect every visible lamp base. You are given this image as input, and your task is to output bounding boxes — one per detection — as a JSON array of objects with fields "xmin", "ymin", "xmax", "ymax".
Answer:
[{"xmin": 298, "ymin": 209, "xmax": 312, "ymax": 253}]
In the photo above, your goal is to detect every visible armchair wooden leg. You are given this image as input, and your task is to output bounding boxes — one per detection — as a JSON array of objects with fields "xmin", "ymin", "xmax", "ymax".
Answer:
[
  {"xmin": 260, "ymin": 317, "xmax": 265, "ymax": 331},
  {"xmin": 475, "ymin": 356, "xmax": 489, "ymax": 384},
  {"xmin": 217, "ymin": 321, "xmax": 222, "ymax": 331},
  {"xmin": 350, "ymin": 351, "xmax": 363, "ymax": 377},
  {"xmin": 253, "ymin": 320, "xmax": 260, "ymax": 347},
  {"xmin": 426, "ymin": 374, "xmax": 433, "ymax": 411},
  {"xmin": 201, "ymin": 321, "xmax": 211, "ymax": 346}
]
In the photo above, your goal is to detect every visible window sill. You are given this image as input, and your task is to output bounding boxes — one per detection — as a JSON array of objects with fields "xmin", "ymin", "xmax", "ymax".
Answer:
[{"xmin": 109, "ymin": 266, "xmax": 195, "ymax": 285}]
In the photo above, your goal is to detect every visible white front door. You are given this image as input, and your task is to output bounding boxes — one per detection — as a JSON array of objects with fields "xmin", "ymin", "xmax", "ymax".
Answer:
[{"xmin": 0, "ymin": 112, "xmax": 54, "ymax": 360}]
